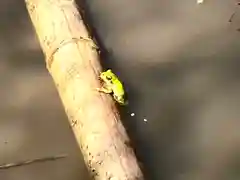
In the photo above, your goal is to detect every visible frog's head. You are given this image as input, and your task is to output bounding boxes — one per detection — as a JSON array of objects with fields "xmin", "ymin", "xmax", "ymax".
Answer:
[{"xmin": 100, "ymin": 69, "xmax": 115, "ymax": 83}]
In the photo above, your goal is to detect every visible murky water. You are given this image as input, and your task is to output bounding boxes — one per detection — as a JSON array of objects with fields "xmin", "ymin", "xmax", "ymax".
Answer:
[{"xmin": 0, "ymin": 1, "xmax": 239, "ymax": 180}]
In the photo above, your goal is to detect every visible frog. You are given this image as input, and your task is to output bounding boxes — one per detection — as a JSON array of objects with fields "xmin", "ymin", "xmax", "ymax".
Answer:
[{"xmin": 96, "ymin": 69, "xmax": 128, "ymax": 105}]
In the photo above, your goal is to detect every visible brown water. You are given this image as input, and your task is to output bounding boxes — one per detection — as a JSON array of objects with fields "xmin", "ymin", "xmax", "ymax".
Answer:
[{"xmin": 0, "ymin": 1, "xmax": 239, "ymax": 180}]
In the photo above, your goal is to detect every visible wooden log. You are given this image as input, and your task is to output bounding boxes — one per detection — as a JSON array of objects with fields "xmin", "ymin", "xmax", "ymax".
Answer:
[{"xmin": 25, "ymin": 0, "xmax": 144, "ymax": 179}]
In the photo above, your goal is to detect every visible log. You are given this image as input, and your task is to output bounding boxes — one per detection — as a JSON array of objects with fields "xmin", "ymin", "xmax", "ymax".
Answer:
[{"xmin": 25, "ymin": 0, "xmax": 144, "ymax": 179}]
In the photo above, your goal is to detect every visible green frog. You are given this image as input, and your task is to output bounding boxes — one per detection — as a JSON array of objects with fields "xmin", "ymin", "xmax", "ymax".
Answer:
[{"xmin": 97, "ymin": 69, "xmax": 128, "ymax": 105}]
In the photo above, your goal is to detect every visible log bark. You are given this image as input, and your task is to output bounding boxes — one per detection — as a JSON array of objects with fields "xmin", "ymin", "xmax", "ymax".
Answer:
[{"xmin": 25, "ymin": 0, "xmax": 144, "ymax": 179}]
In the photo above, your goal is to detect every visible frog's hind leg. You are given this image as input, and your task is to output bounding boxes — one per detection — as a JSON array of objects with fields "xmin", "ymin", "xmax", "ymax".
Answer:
[{"xmin": 113, "ymin": 94, "xmax": 125, "ymax": 105}]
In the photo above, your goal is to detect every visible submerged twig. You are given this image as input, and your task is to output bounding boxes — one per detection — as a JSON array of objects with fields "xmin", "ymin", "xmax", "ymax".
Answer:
[
  {"xmin": 229, "ymin": 1, "xmax": 240, "ymax": 22},
  {"xmin": 0, "ymin": 154, "xmax": 68, "ymax": 169},
  {"xmin": 229, "ymin": 11, "xmax": 236, "ymax": 22}
]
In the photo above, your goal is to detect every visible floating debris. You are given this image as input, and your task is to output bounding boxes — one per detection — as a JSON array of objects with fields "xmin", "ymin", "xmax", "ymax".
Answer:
[
  {"xmin": 197, "ymin": 0, "xmax": 204, "ymax": 4},
  {"xmin": 130, "ymin": 113, "xmax": 135, "ymax": 117}
]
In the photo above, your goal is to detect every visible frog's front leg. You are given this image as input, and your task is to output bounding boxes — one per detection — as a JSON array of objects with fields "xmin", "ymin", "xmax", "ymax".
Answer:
[{"xmin": 96, "ymin": 86, "xmax": 112, "ymax": 94}]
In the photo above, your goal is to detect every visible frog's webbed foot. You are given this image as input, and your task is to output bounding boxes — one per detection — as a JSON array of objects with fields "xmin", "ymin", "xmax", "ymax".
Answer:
[{"xmin": 96, "ymin": 87, "xmax": 112, "ymax": 94}]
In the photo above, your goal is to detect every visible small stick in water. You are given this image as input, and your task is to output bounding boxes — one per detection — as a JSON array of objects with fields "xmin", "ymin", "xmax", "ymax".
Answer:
[
  {"xmin": 0, "ymin": 154, "xmax": 68, "ymax": 169},
  {"xmin": 229, "ymin": 1, "xmax": 240, "ymax": 22}
]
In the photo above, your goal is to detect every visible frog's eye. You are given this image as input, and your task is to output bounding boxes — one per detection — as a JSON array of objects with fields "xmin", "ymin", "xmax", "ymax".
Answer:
[{"xmin": 106, "ymin": 76, "xmax": 112, "ymax": 80}]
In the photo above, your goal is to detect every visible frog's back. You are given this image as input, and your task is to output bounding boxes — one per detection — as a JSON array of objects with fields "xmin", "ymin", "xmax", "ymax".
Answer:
[{"xmin": 112, "ymin": 78, "xmax": 125, "ymax": 96}]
